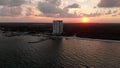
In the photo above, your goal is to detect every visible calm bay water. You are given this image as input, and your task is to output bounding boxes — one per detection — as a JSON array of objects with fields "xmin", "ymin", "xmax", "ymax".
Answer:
[{"xmin": 0, "ymin": 32, "xmax": 120, "ymax": 68}]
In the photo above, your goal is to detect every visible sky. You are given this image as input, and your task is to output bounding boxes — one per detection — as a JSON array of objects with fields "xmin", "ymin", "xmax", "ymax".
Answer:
[{"xmin": 0, "ymin": 0, "xmax": 120, "ymax": 23}]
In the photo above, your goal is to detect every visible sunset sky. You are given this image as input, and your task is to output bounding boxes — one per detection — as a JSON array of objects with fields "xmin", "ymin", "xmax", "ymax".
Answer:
[{"xmin": 0, "ymin": 0, "xmax": 120, "ymax": 23}]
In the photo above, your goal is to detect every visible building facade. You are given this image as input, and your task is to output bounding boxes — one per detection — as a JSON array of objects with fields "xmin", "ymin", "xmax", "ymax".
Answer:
[{"xmin": 53, "ymin": 20, "xmax": 63, "ymax": 35}]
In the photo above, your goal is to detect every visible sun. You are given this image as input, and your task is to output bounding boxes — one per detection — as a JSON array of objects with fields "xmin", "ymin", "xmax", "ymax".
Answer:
[{"xmin": 81, "ymin": 17, "xmax": 90, "ymax": 23}]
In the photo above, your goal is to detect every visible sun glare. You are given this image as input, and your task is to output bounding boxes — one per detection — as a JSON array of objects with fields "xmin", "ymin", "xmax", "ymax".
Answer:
[{"xmin": 82, "ymin": 17, "xmax": 90, "ymax": 23}]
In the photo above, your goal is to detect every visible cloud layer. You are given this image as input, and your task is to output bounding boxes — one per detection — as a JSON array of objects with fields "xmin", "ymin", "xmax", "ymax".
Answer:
[
  {"xmin": 0, "ymin": 0, "xmax": 120, "ymax": 18},
  {"xmin": 0, "ymin": 0, "xmax": 27, "ymax": 16},
  {"xmin": 0, "ymin": 0, "xmax": 26, "ymax": 7},
  {"xmin": 98, "ymin": 0, "xmax": 120, "ymax": 7}
]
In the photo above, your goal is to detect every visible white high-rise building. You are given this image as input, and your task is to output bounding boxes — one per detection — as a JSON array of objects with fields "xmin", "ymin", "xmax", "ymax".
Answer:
[{"xmin": 53, "ymin": 20, "xmax": 63, "ymax": 35}]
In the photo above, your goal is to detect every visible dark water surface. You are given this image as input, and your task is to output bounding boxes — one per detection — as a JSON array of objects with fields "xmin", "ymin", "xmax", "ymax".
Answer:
[{"xmin": 0, "ymin": 32, "xmax": 120, "ymax": 68}]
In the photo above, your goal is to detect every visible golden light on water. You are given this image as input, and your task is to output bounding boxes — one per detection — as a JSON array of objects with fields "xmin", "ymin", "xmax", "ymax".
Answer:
[{"xmin": 81, "ymin": 17, "xmax": 90, "ymax": 23}]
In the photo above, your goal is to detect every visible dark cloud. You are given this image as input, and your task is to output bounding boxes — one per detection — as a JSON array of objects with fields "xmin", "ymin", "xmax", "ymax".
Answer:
[
  {"xmin": 98, "ymin": 0, "xmax": 120, "ymax": 7},
  {"xmin": 38, "ymin": 2, "xmax": 62, "ymax": 14},
  {"xmin": 45, "ymin": 0, "xmax": 63, "ymax": 6},
  {"xmin": 80, "ymin": 13, "xmax": 102, "ymax": 17},
  {"xmin": 0, "ymin": 0, "xmax": 33, "ymax": 16},
  {"xmin": 11, "ymin": 7, "xmax": 22, "ymax": 15},
  {"xmin": 0, "ymin": 0, "xmax": 26, "ymax": 7},
  {"xmin": 66, "ymin": 3, "xmax": 80, "ymax": 8},
  {"xmin": 0, "ymin": 6, "xmax": 22, "ymax": 16},
  {"xmin": 38, "ymin": 0, "xmax": 79, "ymax": 18}
]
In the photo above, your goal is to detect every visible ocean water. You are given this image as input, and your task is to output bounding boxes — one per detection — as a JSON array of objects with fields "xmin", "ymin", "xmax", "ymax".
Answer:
[{"xmin": 0, "ymin": 32, "xmax": 120, "ymax": 68}]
